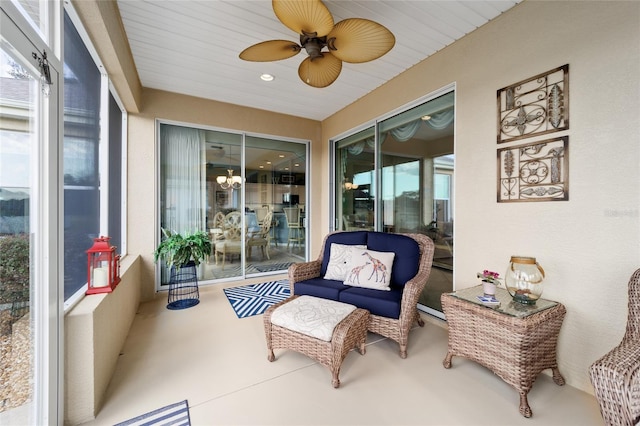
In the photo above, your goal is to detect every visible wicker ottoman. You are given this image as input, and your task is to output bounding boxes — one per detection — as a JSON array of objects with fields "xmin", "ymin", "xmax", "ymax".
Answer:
[{"xmin": 263, "ymin": 295, "xmax": 369, "ymax": 388}]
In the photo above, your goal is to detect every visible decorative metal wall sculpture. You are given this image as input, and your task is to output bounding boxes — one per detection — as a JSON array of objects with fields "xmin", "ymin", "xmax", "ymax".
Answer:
[
  {"xmin": 497, "ymin": 65, "xmax": 569, "ymax": 143},
  {"xmin": 497, "ymin": 136, "xmax": 569, "ymax": 202}
]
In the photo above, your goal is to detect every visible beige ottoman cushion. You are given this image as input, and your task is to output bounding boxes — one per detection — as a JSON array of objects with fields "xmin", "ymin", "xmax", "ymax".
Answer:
[{"xmin": 270, "ymin": 295, "xmax": 356, "ymax": 341}]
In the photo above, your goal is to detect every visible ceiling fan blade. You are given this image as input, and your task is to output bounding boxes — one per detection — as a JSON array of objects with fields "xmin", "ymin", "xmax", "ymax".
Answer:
[
  {"xmin": 298, "ymin": 53, "xmax": 342, "ymax": 88},
  {"xmin": 239, "ymin": 40, "xmax": 302, "ymax": 62},
  {"xmin": 327, "ymin": 18, "xmax": 395, "ymax": 63},
  {"xmin": 273, "ymin": 0, "xmax": 334, "ymax": 38}
]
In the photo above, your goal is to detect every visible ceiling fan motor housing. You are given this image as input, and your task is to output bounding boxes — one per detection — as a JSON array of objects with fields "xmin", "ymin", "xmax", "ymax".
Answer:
[{"xmin": 300, "ymin": 34, "xmax": 331, "ymax": 59}]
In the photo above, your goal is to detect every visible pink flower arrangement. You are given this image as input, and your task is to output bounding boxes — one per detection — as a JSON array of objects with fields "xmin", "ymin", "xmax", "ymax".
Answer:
[{"xmin": 477, "ymin": 269, "xmax": 502, "ymax": 285}]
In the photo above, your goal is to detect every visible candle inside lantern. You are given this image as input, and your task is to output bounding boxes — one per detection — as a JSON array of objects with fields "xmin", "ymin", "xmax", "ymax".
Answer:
[{"xmin": 93, "ymin": 266, "xmax": 109, "ymax": 287}]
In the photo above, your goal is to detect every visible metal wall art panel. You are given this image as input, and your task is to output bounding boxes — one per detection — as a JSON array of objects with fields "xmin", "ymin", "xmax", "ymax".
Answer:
[
  {"xmin": 497, "ymin": 64, "xmax": 569, "ymax": 143},
  {"xmin": 497, "ymin": 136, "xmax": 569, "ymax": 202}
]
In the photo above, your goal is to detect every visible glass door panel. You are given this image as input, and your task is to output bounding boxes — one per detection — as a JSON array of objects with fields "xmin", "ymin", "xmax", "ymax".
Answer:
[
  {"xmin": 379, "ymin": 92, "xmax": 455, "ymax": 317},
  {"xmin": 335, "ymin": 127, "xmax": 375, "ymax": 232},
  {"xmin": 245, "ymin": 136, "xmax": 307, "ymax": 274},
  {"xmin": 203, "ymin": 131, "xmax": 242, "ymax": 280},
  {"xmin": 333, "ymin": 91, "xmax": 454, "ymax": 317},
  {"xmin": 0, "ymin": 39, "xmax": 38, "ymax": 424}
]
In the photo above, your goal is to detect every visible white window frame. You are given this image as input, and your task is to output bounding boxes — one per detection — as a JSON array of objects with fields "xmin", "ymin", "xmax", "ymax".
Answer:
[
  {"xmin": 1, "ymin": 1, "xmax": 63, "ymax": 423},
  {"xmin": 62, "ymin": 2, "xmax": 128, "ymax": 311}
]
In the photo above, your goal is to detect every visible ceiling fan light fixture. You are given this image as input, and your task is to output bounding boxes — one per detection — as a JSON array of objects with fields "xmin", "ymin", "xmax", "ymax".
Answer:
[
  {"xmin": 240, "ymin": 0, "xmax": 395, "ymax": 87},
  {"xmin": 302, "ymin": 36, "xmax": 325, "ymax": 59}
]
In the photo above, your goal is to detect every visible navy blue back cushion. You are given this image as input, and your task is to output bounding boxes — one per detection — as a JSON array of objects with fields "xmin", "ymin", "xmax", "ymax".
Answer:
[
  {"xmin": 320, "ymin": 231, "xmax": 369, "ymax": 276},
  {"xmin": 367, "ymin": 232, "xmax": 420, "ymax": 287}
]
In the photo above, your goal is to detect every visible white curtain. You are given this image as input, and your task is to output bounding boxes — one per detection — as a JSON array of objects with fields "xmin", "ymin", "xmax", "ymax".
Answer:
[
  {"xmin": 389, "ymin": 120, "xmax": 422, "ymax": 142},
  {"xmin": 425, "ymin": 109, "xmax": 455, "ymax": 130},
  {"xmin": 161, "ymin": 125, "xmax": 206, "ymax": 234},
  {"xmin": 387, "ymin": 110, "xmax": 455, "ymax": 143}
]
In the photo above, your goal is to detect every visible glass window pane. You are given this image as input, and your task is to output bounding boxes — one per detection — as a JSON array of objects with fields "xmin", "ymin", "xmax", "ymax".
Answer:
[
  {"xmin": 434, "ymin": 173, "xmax": 450, "ymax": 200},
  {"xmin": 63, "ymin": 10, "xmax": 101, "ymax": 299},
  {"xmin": 108, "ymin": 93, "xmax": 122, "ymax": 252}
]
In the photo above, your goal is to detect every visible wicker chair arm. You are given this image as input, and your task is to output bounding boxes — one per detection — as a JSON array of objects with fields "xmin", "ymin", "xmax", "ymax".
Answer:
[
  {"xmin": 288, "ymin": 260, "xmax": 322, "ymax": 292},
  {"xmin": 397, "ymin": 233, "xmax": 434, "ymax": 323}
]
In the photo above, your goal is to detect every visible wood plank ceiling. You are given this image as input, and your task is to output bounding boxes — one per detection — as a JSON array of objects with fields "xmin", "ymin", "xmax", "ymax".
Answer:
[{"xmin": 117, "ymin": 0, "xmax": 520, "ymax": 121}]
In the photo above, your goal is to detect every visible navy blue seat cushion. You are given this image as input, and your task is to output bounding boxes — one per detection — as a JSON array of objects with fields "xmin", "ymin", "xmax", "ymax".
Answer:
[
  {"xmin": 367, "ymin": 232, "xmax": 420, "ymax": 287},
  {"xmin": 293, "ymin": 277, "xmax": 348, "ymax": 301},
  {"xmin": 338, "ymin": 286, "xmax": 403, "ymax": 319},
  {"xmin": 320, "ymin": 231, "xmax": 369, "ymax": 276}
]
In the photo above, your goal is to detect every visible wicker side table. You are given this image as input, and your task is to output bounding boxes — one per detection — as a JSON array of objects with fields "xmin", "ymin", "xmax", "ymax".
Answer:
[{"xmin": 441, "ymin": 287, "xmax": 566, "ymax": 418}]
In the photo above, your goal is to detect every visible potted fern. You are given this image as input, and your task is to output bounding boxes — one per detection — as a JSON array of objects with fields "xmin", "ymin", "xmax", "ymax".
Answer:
[
  {"xmin": 153, "ymin": 228, "xmax": 211, "ymax": 270},
  {"xmin": 154, "ymin": 229, "xmax": 212, "ymax": 310}
]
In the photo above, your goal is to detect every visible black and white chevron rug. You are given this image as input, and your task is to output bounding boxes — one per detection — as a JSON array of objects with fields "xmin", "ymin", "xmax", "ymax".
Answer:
[{"xmin": 223, "ymin": 280, "xmax": 290, "ymax": 318}]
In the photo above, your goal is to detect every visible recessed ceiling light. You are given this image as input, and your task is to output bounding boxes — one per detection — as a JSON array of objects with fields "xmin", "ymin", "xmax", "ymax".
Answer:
[
  {"xmin": 260, "ymin": 73, "xmax": 274, "ymax": 82},
  {"xmin": 259, "ymin": 165, "xmax": 264, "ymax": 169},
  {"xmin": 294, "ymin": 163, "xmax": 299, "ymax": 167},
  {"xmin": 279, "ymin": 154, "xmax": 285, "ymax": 158},
  {"xmin": 421, "ymin": 115, "xmax": 432, "ymax": 121},
  {"xmin": 266, "ymin": 161, "xmax": 271, "ymax": 165}
]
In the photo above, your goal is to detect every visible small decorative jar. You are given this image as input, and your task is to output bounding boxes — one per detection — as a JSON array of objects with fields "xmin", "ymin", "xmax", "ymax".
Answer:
[{"xmin": 505, "ymin": 256, "xmax": 545, "ymax": 304}]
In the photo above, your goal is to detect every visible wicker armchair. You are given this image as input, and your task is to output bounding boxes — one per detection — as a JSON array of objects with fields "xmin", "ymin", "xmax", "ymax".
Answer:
[
  {"xmin": 288, "ymin": 231, "xmax": 434, "ymax": 358},
  {"xmin": 589, "ymin": 268, "xmax": 640, "ymax": 426}
]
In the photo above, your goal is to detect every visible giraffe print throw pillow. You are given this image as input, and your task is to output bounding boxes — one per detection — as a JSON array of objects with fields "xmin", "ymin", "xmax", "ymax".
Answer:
[
  {"xmin": 324, "ymin": 243, "xmax": 367, "ymax": 281},
  {"xmin": 343, "ymin": 247, "xmax": 395, "ymax": 290}
]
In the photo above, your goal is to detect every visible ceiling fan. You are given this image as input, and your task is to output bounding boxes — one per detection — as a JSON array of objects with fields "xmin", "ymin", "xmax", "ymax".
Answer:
[{"xmin": 239, "ymin": 0, "xmax": 395, "ymax": 88}]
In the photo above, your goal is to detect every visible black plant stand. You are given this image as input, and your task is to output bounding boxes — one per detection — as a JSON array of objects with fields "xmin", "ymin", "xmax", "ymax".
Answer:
[{"xmin": 167, "ymin": 261, "xmax": 200, "ymax": 310}]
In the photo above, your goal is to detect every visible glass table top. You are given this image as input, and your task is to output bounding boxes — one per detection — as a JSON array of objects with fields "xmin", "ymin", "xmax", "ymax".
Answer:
[{"xmin": 450, "ymin": 286, "xmax": 558, "ymax": 318}]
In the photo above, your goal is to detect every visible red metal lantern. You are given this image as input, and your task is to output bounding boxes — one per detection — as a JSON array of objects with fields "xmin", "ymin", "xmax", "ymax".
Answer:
[{"xmin": 86, "ymin": 236, "xmax": 120, "ymax": 294}]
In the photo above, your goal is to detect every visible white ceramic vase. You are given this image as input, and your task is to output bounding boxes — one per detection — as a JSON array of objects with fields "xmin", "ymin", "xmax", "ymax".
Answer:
[{"xmin": 482, "ymin": 281, "xmax": 497, "ymax": 297}]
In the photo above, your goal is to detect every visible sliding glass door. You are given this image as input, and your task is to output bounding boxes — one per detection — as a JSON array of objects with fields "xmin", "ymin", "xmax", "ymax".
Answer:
[
  {"xmin": 332, "ymin": 90, "xmax": 455, "ymax": 317},
  {"xmin": 158, "ymin": 124, "xmax": 308, "ymax": 286},
  {"xmin": 1, "ymin": 6, "xmax": 61, "ymax": 423}
]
